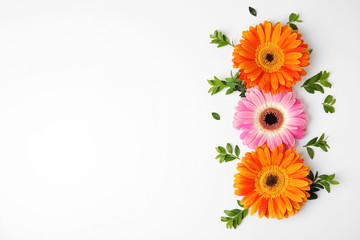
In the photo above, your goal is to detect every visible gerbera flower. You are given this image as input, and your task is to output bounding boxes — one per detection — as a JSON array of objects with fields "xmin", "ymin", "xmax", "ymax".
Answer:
[
  {"xmin": 234, "ymin": 144, "xmax": 311, "ymax": 219},
  {"xmin": 232, "ymin": 21, "xmax": 310, "ymax": 94},
  {"xmin": 233, "ymin": 87, "xmax": 308, "ymax": 149}
]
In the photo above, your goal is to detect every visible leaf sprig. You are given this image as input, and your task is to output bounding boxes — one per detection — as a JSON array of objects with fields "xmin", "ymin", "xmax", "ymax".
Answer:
[
  {"xmin": 210, "ymin": 30, "xmax": 234, "ymax": 48},
  {"xmin": 216, "ymin": 143, "xmax": 240, "ymax": 163},
  {"xmin": 221, "ymin": 200, "xmax": 248, "ymax": 229},
  {"xmin": 303, "ymin": 133, "xmax": 330, "ymax": 159},
  {"xmin": 301, "ymin": 71, "xmax": 331, "ymax": 94},
  {"xmin": 287, "ymin": 13, "xmax": 302, "ymax": 30},
  {"xmin": 322, "ymin": 95, "xmax": 336, "ymax": 113},
  {"xmin": 307, "ymin": 170, "xmax": 339, "ymax": 199},
  {"xmin": 208, "ymin": 71, "xmax": 247, "ymax": 97}
]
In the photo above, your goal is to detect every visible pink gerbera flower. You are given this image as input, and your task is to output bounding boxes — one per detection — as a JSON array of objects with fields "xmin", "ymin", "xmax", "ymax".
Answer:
[{"xmin": 233, "ymin": 87, "xmax": 308, "ymax": 149}]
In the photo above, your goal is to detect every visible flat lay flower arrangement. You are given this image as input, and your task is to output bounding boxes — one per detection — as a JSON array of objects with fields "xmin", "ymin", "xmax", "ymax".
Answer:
[{"xmin": 208, "ymin": 8, "xmax": 339, "ymax": 229}]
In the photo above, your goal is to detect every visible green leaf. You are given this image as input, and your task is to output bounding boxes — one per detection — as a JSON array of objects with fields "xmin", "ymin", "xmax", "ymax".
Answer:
[
  {"xmin": 225, "ymin": 88, "xmax": 234, "ymax": 95},
  {"xmin": 231, "ymin": 209, "xmax": 241, "ymax": 215},
  {"xmin": 322, "ymin": 181, "xmax": 331, "ymax": 193},
  {"xmin": 211, "ymin": 112, "xmax": 220, "ymax": 120},
  {"xmin": 319, "ymin": 144, "xmax": 328, "ymax": 152},
  {"xmin": 218, "ymin": 146, "xmax": 226, "ymax": 154},
  {"xmin": 242, "ymin": 209, "xmax": 248, "ymax": 218},
  {"xmin": 330, "ymin": 180, "xmax": 339, "ymax": 185},
  {"xmin": 307, "ymin": 170, "xmax": 314, "ymax": 181},
  {"xmin": 235, "ymin": 145, "xmax": 240, "ymax": 157},
  {"xmin": 325, "ymin": 174, "xmax": 335, "ymax": 181},
  {"xmin": 313, "ymin": 84, "xmax": 324, "ymax": 93},
  {"xmin": 235, "ymin": 213, "xmax": 243, "ymax": 226},
  {"xmin": 319, "ymin": 174, "xmax": 328, "ymax": 180},
  {"xmin": 249, "ymin": 6, "xmax": 257, "ymax": 16},
  {"xmin": 221, "ymin": 216, "xmax": 230, "ymax": 222},
  {"xmin": 225, "ymin": 156, "xmax": 236, "ymax": 162},
  {"xmin": 226, "ymin": 143, "xmax": 233, "ymax": 154},
  {"xmin": 237, "ymin": 200, "xmax": 244, "ymax": 208},
  {"xmin": 308, "ymin": 49, "xmax": 313, "ymax": 54},
  {"xmin": 307, "ymin": 137, "xmax": 318, "ymax": 146},
  {"xmin": 308, "ymin": 192, "xmax": 318, "ymax": 200},
  {"xmin": 226, "ymin": 219, "xmax": 233, "ymax": 229},
  {"xmin": 289, "ymin": 13, "xmax": 299, "ymax": 22},
  {"xmin": 324, "ymin": 95, "xmax": 333, "ymax": 103},
  {"xmin": 306, "ymin": 147, "xmax": 314, "ymax": 159},
  {"xmin": 304, "ymin": 86, "xmax": 315, "ymax": 94},
  {"xmin": 224, "ymin": 210, "xmax": 235, "ymax": 217},
  {"xmin": 289, "ymin": 23, "xmax": 298, "ymax": 30}
]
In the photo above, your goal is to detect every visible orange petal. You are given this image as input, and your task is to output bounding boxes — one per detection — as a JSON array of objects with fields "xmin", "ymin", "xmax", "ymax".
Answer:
[
  {"xmin": 264, "ymin": 21, "xmax": 272, "ymax": 42},
  {"xmin": 256, "ymin": 24, "xmax": 265, "ymax": 45},
  {"xmin": 289, "ymin": 179, "xmax": 309, "ymax": 187},
  {"xmin": 258, "ymin": 197, "xmax": 268, "ymax": 219},
  {"xmin": 286, "ymin": 163, "xmax": 303, "ymax": 174},
  {"xmin": 270, "ymin": 73, "xmax": 279, "ymax": 90},
  {"xmin": 268, "ymin": 198, "xmax": 276, "ymax": 218},
  {"xmin": 271, "ymin": 23, "xmax": 281, "ymax": 43}
]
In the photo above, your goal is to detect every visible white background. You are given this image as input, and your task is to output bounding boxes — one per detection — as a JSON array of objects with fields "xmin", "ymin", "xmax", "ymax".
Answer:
[{"xmin": 0, "ymin": 0, "xmax": 359, "ymax": 239}]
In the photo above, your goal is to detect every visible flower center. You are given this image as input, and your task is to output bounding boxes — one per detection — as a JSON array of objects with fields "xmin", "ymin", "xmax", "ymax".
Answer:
[
  {"xmin": 258, "ymin": 107, "xmax": 284, "ymax": 131},
  {"xmin": 265, "ymin": 53, "xmax": 274, "ymax": 62},
  {"xmin": 255, "ymin": 166, "xmax": 289, "ymax": 198},
  {"xmin": 266, "ymin": 174, "xmax": 278, "ymax": 186},
  {"xmin": 255, "ymin": 42, "xmax": 285, "ymax": 73}
]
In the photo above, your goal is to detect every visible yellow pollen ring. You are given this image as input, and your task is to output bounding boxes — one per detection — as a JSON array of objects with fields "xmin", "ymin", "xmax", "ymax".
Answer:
[
  {"xmin": 255, "ymin": 166, "xmax": 289, "ymax": 199},
  {"xmin": 255, "ymin": 43, "xmax": 285, "ymax": 73}
]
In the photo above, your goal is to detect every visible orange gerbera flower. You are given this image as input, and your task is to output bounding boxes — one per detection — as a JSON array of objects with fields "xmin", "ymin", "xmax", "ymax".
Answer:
[
  {"xmin": 232, "ymin": 21, "xmax": 310, "ymax": 94},
  {"xmin": 234, "ymin": 144, "xmax": 311, "ymax": 219}
]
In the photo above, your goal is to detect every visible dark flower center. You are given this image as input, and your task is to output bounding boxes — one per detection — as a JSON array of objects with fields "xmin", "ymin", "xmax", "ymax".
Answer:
[
  {"xmin": 259, "ymin": 107, "xmax": 284, "ymax": 131},
  {"xmin": 266, "ymin": 174, "xmax": 278, "ymax": 187},
  {"xmin": 266, "ymin": 53, "xmax": 274, "ymax": 62},
  {"xmin": 264, "ymin": 113, "xmax": 278, "ymax": 125}
]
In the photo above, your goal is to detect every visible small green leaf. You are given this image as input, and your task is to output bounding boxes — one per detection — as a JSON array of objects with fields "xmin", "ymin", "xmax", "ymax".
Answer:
[
  {"xmin": 325, "ymin": 174, "xmax": 335, "ymax": 181},
  {"xmin": 221, "ymin": 216, "xmax": 230, "ymax": 222},
  {"xmin": 236, "ymin": 213, "xmax": 243, "ymax": 226},
  {"xmin": 226, "ymin": 220, "xmax": 233, "ymax": 229},
  {"xmin": 231, "ymin": 209, "xmax": 241, "ymax": 214},
  {"xmin": 242, "ymin": 209, "xmax": 248, "ymax": 218},
  {"xmin": 319, "ymin": 144, "xmax": 328, "ymax": 152},
  {"xmin": 211, "ymin": 112, "xmax": 220, "ymax": 120},
  {"xmin": 224, "ymin": 210, "xmax": 235, "ymax": 217},
  {"xmin": 235, "ymin": 145, "xmax": 240, "ymax": 157},
  {"xmin": 249, "ymin": 6, "xmax": 257, "ymax": 16},
  {"xmin": 308, "ymin": 49, "xmax": 313, "ymax": 54},
  {"xmin": 225, "ymin": 156, "xmax": 236, "ymax": 162},
  {"xmin": 307, "ymin": 137, "xmax": 318, "ymax": 146},
  {"xmin": 226, "ymin": 143, "xmax": 233, "ymax": 154},
  {"xmin": 324, "ymin": 95, "xmax": 333, "ymax": 103},
  {"xmin": 319, "ymin": 174, "xmax": 328, "ymax": 180},
  {"xmin": 304, "ymin": 86, "xmax": 315, "ymax": 94},
  {"xmin": 307, "ymin": 170, "xmax": 314, "ymax": 181},
  {"xmin": 289, "ymin": 23, "xmax": 298, "ymax": 30},
  {"xmin": 306, "ymin": 147, "xmax": 314, "ymax": 159},
  {"xmin": 330, "ymin": 180, "xmax": 339, "ymax": 185},
  {"xmin": 289, "ymin": 13, "xmax": 299, "ymax": 22},
  {"xmin": 322, "ymin": 181, "xmax": 331, "ymax": 193},
  {"xmin": 237, "ymin": 200, "xmax": 244, "ymax": 208},
  {"xmin": 218, "ymin": 146, "xmax": 226, "ymax": 154},
  {"xmin": 226, "ymin": 88, "xmax": 234, "ymax": 95}
]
